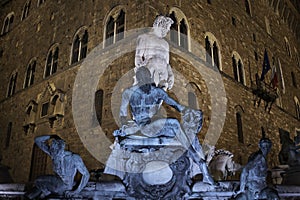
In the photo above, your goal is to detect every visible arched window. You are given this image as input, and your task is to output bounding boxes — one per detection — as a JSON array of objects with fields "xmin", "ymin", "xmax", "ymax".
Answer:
[
  {"xmin": 235, "ymin": 105, "xmax": 245, "ymax": 143},
  {"xmin": 294, "ymin": 97, "xmax": 300, "ymax": 120},
  {"xmin": 245, "ymin": 0, "xmax": 251, "ymax": 16},
  {"xmin": 104, "ymin": 8, "xmax": 125, "ymax": 47},
  {"xmin": 116, "ymin": 10, "xmax": 125, "ymax": 41},
  {"xmin": 5, "ymin": 122, "xmax": 12, "ymax": 149},
  {"xmin": 186, "ymin": 82, "xmax": 201, "ymax": 110},
  {"xmin": 169, "ymin": 8, "xmax": 190, "ymax": 50},
  {"xmin": 232, "ymin": 52, "xmax": 245, "ymax": 85},
  {"xmin": 236, "ymin": 112, "xmax": 244, "ymax": 143},
  {"xmin": 24, "ymin": 60, "xmax": 36, "ymax": 88},
  {"xmin": 44, "ymin": 45, "xmax": 59, "ymax": 78},
  {"xmin": 213, "ymin": 42, "xmax": 220, "ymax": 69},
  {"xmin": 95, "ymin": 89, "xmax": 104, "ymax": 125},
  {"xmin": 1, "ymin": 13, "xmax": 14, "ymax": 35},
  {"xmin": 205, "ymin": 33, "xmax": 222, "ymax": 70},
  {"xmin": 7, "ymin": 72, "xmax": 18, "ymax": 97},
  {"xmin": 169, "ymin": 12, "xmax": 178, "ymax": 45},
  {"xmin": 21, "ymin": 0, "xmax": 31, "ymax": 21},
  {"xmin": 29, "ymin": 144, "xmax": 47, "ymax": 181},
  {"xmin": 71, "ymin": 28, "xmax": 88, "ymax": 64},
  {"xmin": 188, "ymin": 92, "xmax": 197, "ymax": 109},
  {"xmin": 284, "ymin": 37, "xmax": 292, "ymax": 57},
  {"xmin": 205, "ymin": 36, "xmax": 212, "ymax": 65}
]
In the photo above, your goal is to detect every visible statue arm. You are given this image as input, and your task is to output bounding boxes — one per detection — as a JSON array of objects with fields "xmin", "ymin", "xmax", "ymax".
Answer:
[
  {"xmin": 66, "ymin": 155, "xmax": 90, "ymax": 196},
  {"xmin": 34, "ymin": 135, "xmax": 51, "ymax": 155},
  {"xmin": 167, "ymin": 64, "xmax": 174, "ymax": 89},
  {"xmin": 160, "ymin": 89, "xmax": 185, "ymax": 112},
  {"xmin": 120, "ymin": 89, "xmax": 130, "ymax": 124}
]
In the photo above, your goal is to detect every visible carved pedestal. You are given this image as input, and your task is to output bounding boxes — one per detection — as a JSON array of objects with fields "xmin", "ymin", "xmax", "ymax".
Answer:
[{"xmin": 105, "ymin": 137, "xmax": 194, "ymax": 199}]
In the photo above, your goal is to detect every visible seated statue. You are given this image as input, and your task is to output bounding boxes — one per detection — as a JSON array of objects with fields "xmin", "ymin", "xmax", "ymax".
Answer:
[
  {"xmin": 114, "ymin": 66, "xmax": 214, "ymax": 185},
  {"xmin": 279, "ymin": 130, "xmax": 300, "ymax": 166},
  {"xmin": 134, "ymin": 15, "xmax": 174, "ymax": 91},
  {"xmin": 25, "ymin": 135, "xmax": 90, "ymax": 199},
  {"xmin": 234, "ymin": 137, "xmax": 279, "ymax": 200}
]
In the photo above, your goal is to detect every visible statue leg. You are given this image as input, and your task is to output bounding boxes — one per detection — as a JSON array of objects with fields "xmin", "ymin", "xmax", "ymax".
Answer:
[
  {"xmin": 34, "ymin": 175, "xmax": 66, "ymax": 197},
  {"xmin": 197, "ymin": 158, "xmax": 215, "ymax": 185}
]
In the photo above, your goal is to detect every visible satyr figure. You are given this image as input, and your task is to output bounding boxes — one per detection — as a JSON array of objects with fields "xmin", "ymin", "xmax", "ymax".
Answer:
[
  {"xmin": 134, "ymin": 15, "xmax": 174, "ymax": 90},
  {"xmin": 234, "ymin": 138, "xmax": 279, "ymax": 200},
  {"xmin": 25, "ymin": 135, "xmax": 90, "ymax": 199},
  {"xmin": 115, "ymin": 66, "xmax": 214, "ymax": 185}
]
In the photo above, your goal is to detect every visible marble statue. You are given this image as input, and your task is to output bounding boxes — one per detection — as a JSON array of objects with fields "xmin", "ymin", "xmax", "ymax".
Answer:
[
  {"xmin": 234, "ymin": 137, "xmax": 279, "ymax": 200},
  {"xmin": 25, "ymin": 135, "xmax": 90, "ymax": 199},
  {"xmin": 134, "ymin": 15, "xmax": 174, "ymax": 90},
  {"xmin": 114, "ymin": 66, "xmax": 214, "ymax": 186}
]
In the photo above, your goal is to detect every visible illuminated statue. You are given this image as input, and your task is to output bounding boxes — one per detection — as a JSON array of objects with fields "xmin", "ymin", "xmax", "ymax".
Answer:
[
  {"xmin": 26, "ymin": 135, "xmax": 90, "ymax": 199},
  {"xmin": 235, "ymin": 138, "xmax": 279, "ymax": 200},
  {"xmin": 134, "ymin": 15, "xmax": 174, "ymax": 90}
]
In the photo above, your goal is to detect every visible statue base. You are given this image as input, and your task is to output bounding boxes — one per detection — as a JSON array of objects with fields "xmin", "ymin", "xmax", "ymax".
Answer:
[
  {"xmin": 282, "ymin": 165, "xmax": 300, "ymax": 185},
  {"xmin": 104, "ymin": 136, "xmax": 199, "ymax": 199}
]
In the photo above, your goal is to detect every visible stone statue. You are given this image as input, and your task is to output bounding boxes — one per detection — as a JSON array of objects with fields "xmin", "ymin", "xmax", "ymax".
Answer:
[
  {"xmin": 134, "ymin": 15, "xmax": 174, "ymax": 90},
  {"xmin": 234, "ymin": 137, "xmax": 279, "ymax": 200},
  {"xmin": 114, "ymin": 66, "xmax": 214, "ymax": 186},
  {"xmin": 25, "ymin": 135, "xmax": 90, "ymax": 199},
  {"xmin": 278, "ymin": 130, "xmax": 295, "ymax": 165}
]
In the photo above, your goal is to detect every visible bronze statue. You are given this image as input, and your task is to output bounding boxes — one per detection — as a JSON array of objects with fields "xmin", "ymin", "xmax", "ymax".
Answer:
[{"xmin": 25, "ymin": 135, "xmax": 90, "ymax": 199}]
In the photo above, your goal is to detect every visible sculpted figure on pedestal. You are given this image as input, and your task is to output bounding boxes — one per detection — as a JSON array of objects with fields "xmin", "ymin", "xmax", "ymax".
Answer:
[
  {"xmin": 134, "ymin": 15, "xmax": 174, "ymax": 91},
  {"xmin": 114, "ymin": 66, "xmax": 214, "ymax": 186},
  {"xmin": 234, "ymin": 137, "xmax": 279, "ymax": 200},
  {"xmin": 25, "ymin": 135, "xmax": 90, "ymax": 199}
]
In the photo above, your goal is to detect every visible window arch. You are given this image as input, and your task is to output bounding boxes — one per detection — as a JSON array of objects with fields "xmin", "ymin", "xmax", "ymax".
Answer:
[
  {"xmin": 284, "ymin": 37, "xmax": 292, "ymax": 57},
  {"xmin": 21, "ymin": 0, "xmax": 31, "ymax": 21},
  {"xmin": 7, "ymin": 71, "xmax": 18, "ymax": 97},
  {"xmin": 245, "ymin": 0, "xmax": 252, "ymax": 16},
  {"xmin": 235, "ymin": 105, "xmax": 245, "ymax": 143},
  {"xmin": 186, "ymin": 82, "xmax": 202, "ymax": 110},
  {"xmin": 44, "ymin": 45, "xmax": 59, "ymax": 78},
  {"xmin": 169, "ymin": 7, "xmax": 190, "ymax": 51},
  {"xmin": 294, "ymin": 96, "xmax": 300, "ymax": 119},
  {"xmin": 71, "ymin": 27, "xmax": 88, "ymax": 64},
  {"xmin": 204, "ymin": 32, "xmax": 222, "ymax": 70},
  {"xmin": 232, "ymin": 51, "xmax": 245, "ymax": 85},
  {"xmin": 1, "ymin": 13, "xmax": 14, "ymax": 35},
  {"xmin": 104, "ymin": 7, "xmax": 126, "ymax": 47},
  {"xmin": 24, "ymin": 59, "xmax": 36, "ymax": 88},
  {"xmin": 5, "ymin": 122, "xmax": 12, "ymax": 149}
]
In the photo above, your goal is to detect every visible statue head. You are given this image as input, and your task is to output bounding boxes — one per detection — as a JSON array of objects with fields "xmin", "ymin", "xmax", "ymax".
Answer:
[
  {"xmin": 153, "ymin": 15, "xmax": 173, "ymax": 38},
  {"xmin": 135, "ymin": 66, "xmax": 152, "ymax": 86},
  {"xmin": 50, "ymin": 139, "xmax": 65, "ymax": 156},
  {"xmin": 259, "ymin": 138, "xmax": 272, "ymax": 156}
]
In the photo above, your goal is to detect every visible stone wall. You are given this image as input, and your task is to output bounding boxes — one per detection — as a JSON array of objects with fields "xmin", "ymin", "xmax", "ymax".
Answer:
[{"xmin": 0, "ymin": 0, "xmax": 299, "ymax": 182}]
